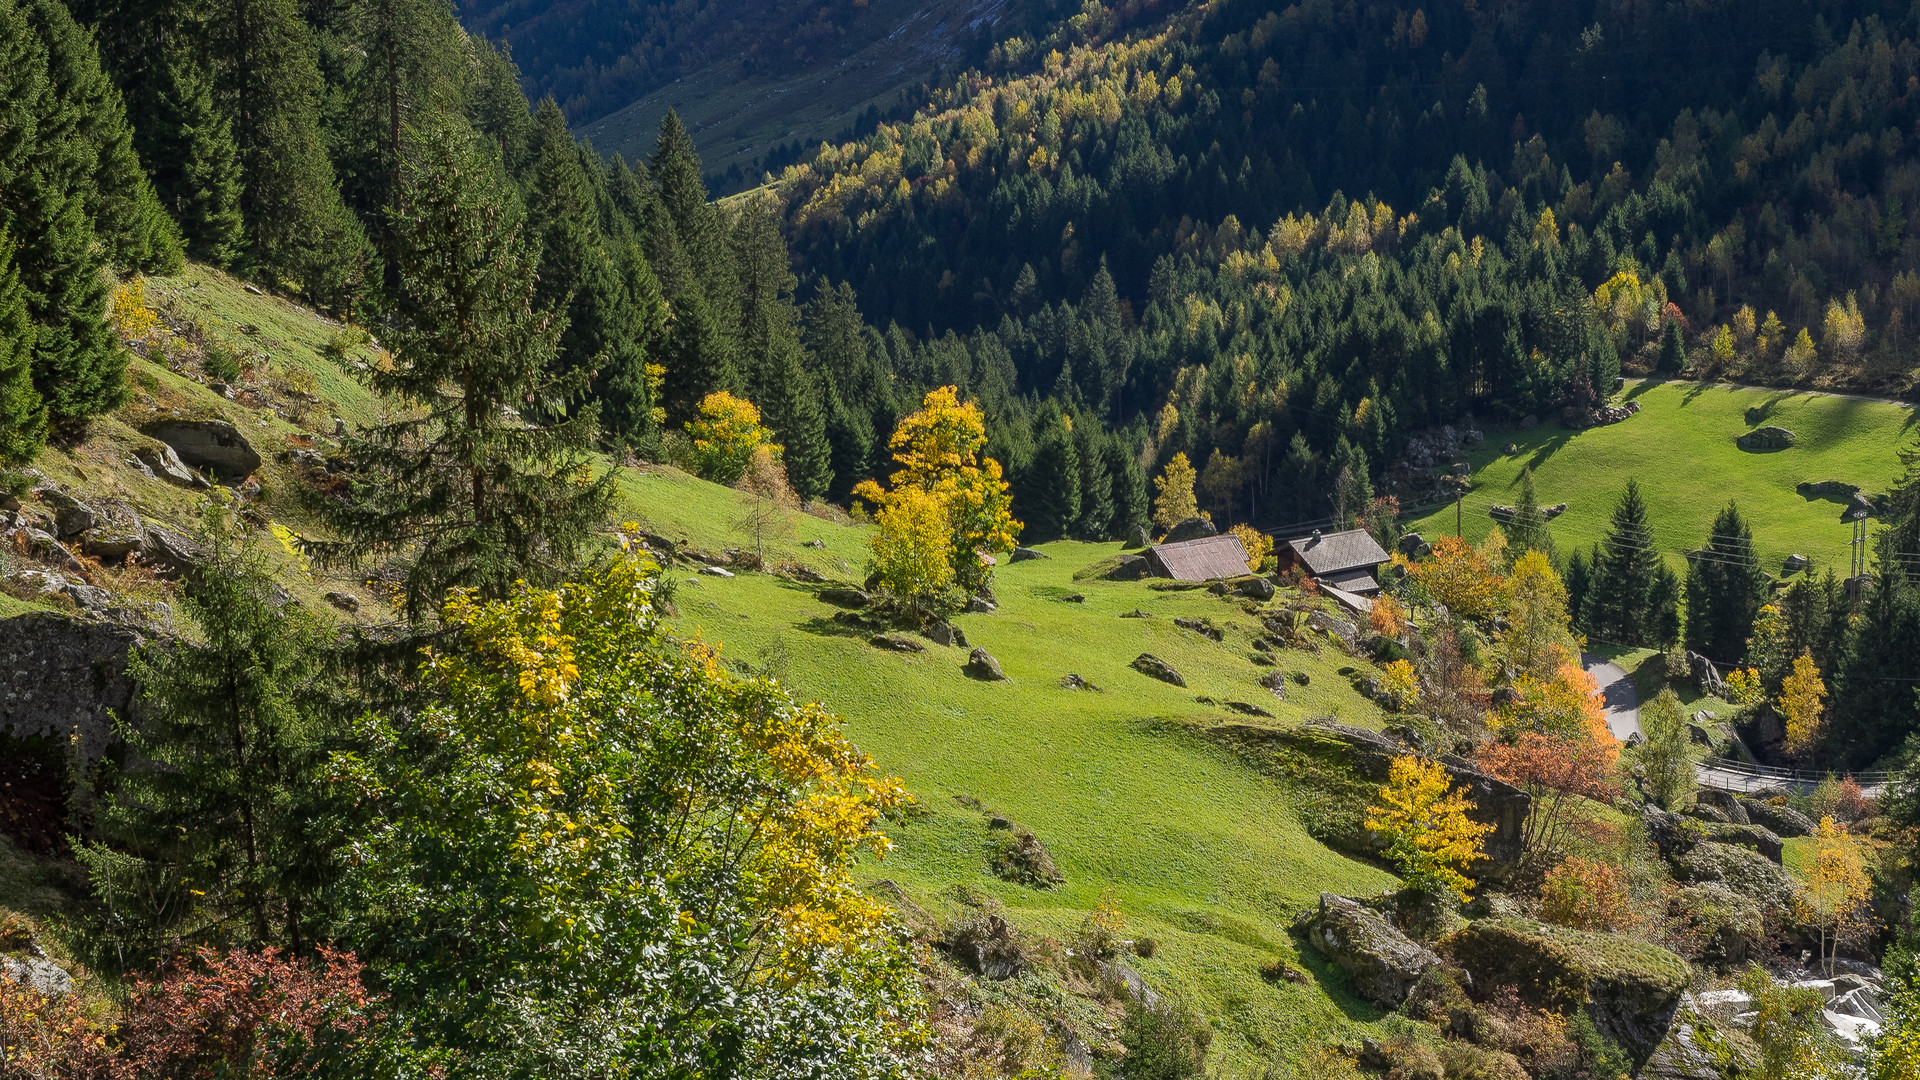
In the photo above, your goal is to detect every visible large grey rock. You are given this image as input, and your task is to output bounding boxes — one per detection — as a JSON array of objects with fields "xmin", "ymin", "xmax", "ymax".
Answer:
[
  {"xmin": 79, "ymin": 502, "xmax": 145, "ymax": 563},
  {"xmin": 944, "ymin": 911, "xmax": 1028, "ymax": 981},
  {"xmin": 1736, "ymin": 425, "xmax": 1796, "ymax": 451},
  {"xmin": 1783, "ymin": 553, "xmax": 1811, "ymax": 573},
  {"xmin": 1106, "ymin": 554, "xmax": 1152, "ymax": 580},
  {"xmin": 136, "ymin": 443, "xmax": 209, "ymax": 489},
  {"xmin": 147, "ymin": 419, "xmax": 263, "ymax": 478},
  {"xmin": 818, "ymin": 587, "xmax": 870, "ymax": 609},
  {"xmin": 1130, "ymin": 653, "xmax": 1185, "ymax": 687},
  {"xmin": 1009, "ymin": 546, "xmax": 1048, "ymax": 562},
  {"xmin": 1, "ymin": 956, "xmax": 74, "ymax": 997},
  {"xmin": 1235, "ymin": 575, "xmax": 1276, "ymax": 600},
  {"xmin": 37, "ymin": 489, "xmax": 96, "ymax": 539},
  {"xmin": 869, "ymin": 634, "xmax": 924, "ymax": 653},
  {"xmin": 1685, "ymin": 652, "xmax": 1726, "ymax": 699},
  {"xmin": 0, "ymin": 612, "xmax": 146, "ymax": 770},
  {"xmin": 140, "ymin": 524, "xmax": 205, "ymax": 579},
  {"xmin": 963, "ymin": 648, "xmax": 1006, "ymax": 681},
  {"xmin": 1740, "ymin": 798, "xmax": 1816, "ymax": 838},
  {"xmin": 1294, "ymin": 892, "xmax": 1441, "ymax": 1008},
  {"xmin": 1694, "ymin": 788, "xmax": 1749, "ymax": 825},
  {"xmin": 1162, "ymin": 516, "xmax": 1218, "ymax": 543},
  {"xmin": 1307, "ymin": 610, "xmax": 1360, "ymax": 650},
  {"xmin": 1126, "ymin": 524, "xmax": 1152, "ymax": 549}
]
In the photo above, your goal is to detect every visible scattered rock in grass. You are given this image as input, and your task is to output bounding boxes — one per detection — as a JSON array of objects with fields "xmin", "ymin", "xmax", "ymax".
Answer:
[
  {"xmin": 1061, "ymin": 592, "xmax": 1085, "ymax": 603},
  {"xmin": 963, "ymin": 647, "xmax": 1006, "ymax": 680},
  {"xmin": 135, "ymin": 443, "xmax": 209, "ymax": 489},
  {"xmin": 1009, "ymin": 547, "xmax": 1048, "ymax": 562},
  {"xmin": 870, "ymin": 634, "xmax": 924, "ymax": 653},
  {"xmin": 1294, "ymin": 892, "xmax": 1440, "ymax": 1008},
  {"xmin": 1060, "ymin": 674, "xmax": 1101, "ymax": 691},
  {"xmin": 802, "ymin": 539, "xmax": 826, "ymax": 548},
  {"xmin": 37, "ymin": 489, "xmax": 96, "ymax": 540},
  {"xmin": 924, "ymin": 618, "xmax": 959, "ymax": 646},
  {"xmin": 1249, "ymin": 652, "xmax": 1276, "ymax": 666},
  {"xmin": 1259, "ymin": 957, "xmax": 1309, "ymax": 984},
  {"xmin": 1223, "ymin": 700, "xmax": 1274, "ymax": 718},
  {"xmin": 700, "ymin": 565, "xmax": 735, "ymax": 578},
  {"xmin": 1125, "ymin": 524, "xmax": 1152, "ymax": 549},
  {"xmin": 1120, "ymin": 608, "xmax": 1152, "ymax": 618},
  {"xmin": 966, "ymin": 596, "xmax": 996, "ymax": 613},
  {"xmin": 987, "ymin": 813, "xmax": 1011, "ymax": 829},
  {"xmin": 325, "ymin": 591, "xmax": 360, "ymax": 613},
  {"xmin": 1174, "ymin": 616, "xmax": 1223, "ymax": 641},
  {"xmin": 140, "ymin": 524, "xmax": 205, "ymax": 579},
  {"xmin": 1291, "ymin": 671, "xmax": 1310, "ymax": 685},
  {"xmin": 819, "ymin": 587, "xmax": 870, "ymax": 608},
  {"xmin": 147, "ymin": 419, "xmax": 263, "ymax": 478},
  {"xmin": 1163, "ymin": 516, "xmax": 1218, "ymax": 543},
  {"xmin": 944, "ymin": 910, "xmax": 1029, "ymax": 980},
  {"xmin": 1307, "ymin": 611, "xmax": 1359, "ymax": 650},
  {"xmin": 988, "ymin": 824, "xmax": 1064, "ymax": 888},
  {"xmin": 1131, "ymin": 653, "xmax": 1185, "ymax": 686},
  {"xmin": 1736, "ymin": 425, "xmax": 1796, "ymax": 451},
  {"xmin": 1235, "ymin": 576, "xmax": 1275, "ymax": 600},
  {"xmin": 1260, "ymin": 670, "xmax": 1288, "ymax": 698}
]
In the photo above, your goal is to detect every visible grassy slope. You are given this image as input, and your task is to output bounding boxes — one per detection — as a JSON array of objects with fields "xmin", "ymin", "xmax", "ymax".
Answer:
[
  {"xmin": 617, "ymin": 466, "xmax": 1404, "ymax": 1067},
  {"xmin": 1404, "ymin": 380, "xmax": 1915, "ymax": 579}
]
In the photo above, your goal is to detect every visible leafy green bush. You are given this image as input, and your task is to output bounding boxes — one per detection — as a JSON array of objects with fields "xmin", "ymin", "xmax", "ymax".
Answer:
[{"xmin": 1100, "ymin": 999, "xmax": 1212, "ymax": 1080}]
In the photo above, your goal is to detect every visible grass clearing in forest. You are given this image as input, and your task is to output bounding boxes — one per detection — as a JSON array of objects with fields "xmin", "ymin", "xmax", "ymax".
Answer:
[{"xmin": 1404, "ymin": 379, "xmax": 1915, "ymax": 580}]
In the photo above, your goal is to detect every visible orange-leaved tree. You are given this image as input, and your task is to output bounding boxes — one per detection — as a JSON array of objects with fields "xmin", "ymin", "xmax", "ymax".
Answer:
[
  {"xmin": 855, "ymin": 386, "xmax": 1019, "ymax": 603},
  {"xmin": 1497, "ymin": 661, "xmax": 1613, "ymax": 747},
  {"xmin": 1478, "ymin": 731, "xmax": 1620, "ymax": 866},
  {"xmin": 1538, "ymin": 856, "xmax": 1633, "ymax": 932},
  {"xmin": 1408, "ymin": 535, "xmax": 1505, "ymax": 619},
  {"xmin": 1365, "ymin": 755, "xmax": 1493, "ymax": 902}
]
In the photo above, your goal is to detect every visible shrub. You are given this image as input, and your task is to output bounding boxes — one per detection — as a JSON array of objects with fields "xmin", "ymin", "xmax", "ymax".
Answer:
[
  {"xmin": 1072, "ymin": 892, "xmax": 1126, "ymax": 964},
  {"xmin": 203, "ymin": 342, "xmax": 243, "ymax": 383},
  {"xmin": 1538, "ymin": 857, "xmax": 1632, "ymax": 932},
  {"xmin": 1133, "ymin": 936, "xmax": 1158, "ymax": 959},
  {"xmin": 1102, "ymin": 998, "xmax": 1212, "ymax": 1080}
]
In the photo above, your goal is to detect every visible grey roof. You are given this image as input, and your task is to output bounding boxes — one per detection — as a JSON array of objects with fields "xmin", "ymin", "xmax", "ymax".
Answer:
[
  {"xmin": 1321, "ymin": 568, "xmax": 1381, "ymax": 594},
  {"xmin": 1146, "ymin": 533, "xmax": 1251, "ymax": 581},
  {"xmin": 1286, "ymin": 528, "xmax": 1391, "ymax": 577}
]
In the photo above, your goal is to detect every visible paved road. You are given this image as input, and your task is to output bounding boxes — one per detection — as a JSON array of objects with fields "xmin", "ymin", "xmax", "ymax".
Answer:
[{"xmin": 1583, "ymin": 653, "xmax": 1643, "ymax": 743}]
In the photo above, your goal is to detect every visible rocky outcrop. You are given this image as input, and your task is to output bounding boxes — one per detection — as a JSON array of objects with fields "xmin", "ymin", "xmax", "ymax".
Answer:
[
  {"xmin": 1445, "ymin": 918, "xmax": 1689, "ymax": 1068},
  {"xmin": 1294, "ymin": 893, "xmax": 1441, "ymax": 1008},
  {"xmin": 1685, "ymin": 652, "xmax": 1727, "ymax": 699},
  {"xmin": 1162, "ymin": 516, "xmax": 1218, "ymax": 543},
  {"xmin": 869, "ymin": 634, "xmax": 924, "ymax": 653},
  {"xmin": 1105, "ymin": 554, "xmax": 1152, "ymax": 580},
  {"xmin": 78, "ymin": 501, "xmax": 146, "ymax": 563},
  {"xmin": 1130, "ymin": 653, "xmax": 1185, "ymax": 686},
  {"xmin": 140, "ymin": 523, "xmax": 206, "ymax": 579},
  {"xmin": 1, "ymin": 955, "xmax": 74, "ymax": 997},
  {"xmin": 944, "ymin": 911, "xmax": 1028, "ymax": 981},
  {"xmin": 147, "ymin": 419, "xmax": 263, "ymax": 478},
  {"xmin": 818, "ymin": 587, "xmax": 870, "ymax": 608},
  {"xmin": 1705, "ymin": 822, "xmax": 1783, "ymax": 863},
  {"xmin": 0, "ymin": 613, "xmax": 147, "ymax": 769},
  {"xmin": 135, "ymin": 443, "xmax": 208, "ymax": 488},
  {"xmin": 1740, "ymin": 799, "xmax": 1815, "ymax": 838},
  {"xmin": 1673, "ymin": 842, "xmax": 1799, "ymax": 916},
  {"xmin": 1234, "ymin": 575, "xmax": 1275, "ymax": 600},
  {"xmin": 1736, "ymin": 425, "xmax": 1796, "ymax": 451},
  {"xmin": 1643, "ymin": 1008, "xmax": 1753, "ymax": 1080}
]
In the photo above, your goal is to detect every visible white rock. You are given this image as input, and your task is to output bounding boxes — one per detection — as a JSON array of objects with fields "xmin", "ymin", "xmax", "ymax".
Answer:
[{"xmin": 700, "ymin": 566, "xmax": 735, "ymax": 578}]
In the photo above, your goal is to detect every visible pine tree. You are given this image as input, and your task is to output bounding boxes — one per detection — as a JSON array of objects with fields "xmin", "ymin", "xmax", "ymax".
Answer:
[
  {"xmin": 305, "ymin": 119, "xmax": 614, "ymax": 621},
  {"xmin": 0, "ymin": 231, "xmax": 45, "ymax": 466},
  {"xmin": 0, "ymin": 0, "xmax": 125, "ymax": 440},
  {"xmin": 1683, "ymin": 502, "xmax": 1768, "ymax": 664},
  {"xmin": 1658, "ymin": 319, "xmax": 1687, "ymax": 373},
  {"xmin": 1018, "ymin": 408, "xmax": 1080, "ymax": 542},
  {"xmin": 152, "ymin": 47, "xmax": 243, "ymax": 264},
  {"xmin": 25, "ymin": 0, "xmax": 181, "ymax": 274},
  {"xmin": 1586, "ymin": 479, "xmax": 1661, "ymax": 645},
  {"xmin": 1073, "ymin": 420, "xmax": 1114, "ymax": 540},
  {"xmin": 1505, "ymin": 467, "xmax": 1556, "ymax": 563},
  {"xmin": 464, "ymin": 37, "xmax": 534, "ymax": 178}
]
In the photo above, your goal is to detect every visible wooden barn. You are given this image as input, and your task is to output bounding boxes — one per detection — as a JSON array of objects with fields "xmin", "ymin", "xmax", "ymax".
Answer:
[
  {"xmin": 1144, "ymin": 533, "xmax": 1252, "ymax": 581},
  {"xmin": 1279, "ymin": 528, "xmax": 1390, "ymax": 594}
]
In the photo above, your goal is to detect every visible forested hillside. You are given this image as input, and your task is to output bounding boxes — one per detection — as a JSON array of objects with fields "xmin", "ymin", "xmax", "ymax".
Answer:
[{"xmin": 762, "ymin": 0, "xmax": 1920, "ymax": 530}]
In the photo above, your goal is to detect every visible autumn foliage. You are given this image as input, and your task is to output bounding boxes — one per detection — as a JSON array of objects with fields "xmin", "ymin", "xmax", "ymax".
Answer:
[
  {"xmin": 1537, "ymin": 857, "xmax": 1633, "ymax": 933},
  {"xmin": 1366, "ymin": 755, "xmax": 1493, "ymax": 902},
  {"xmin": 1477, "ymin": 732, "xmax": 1621, "ymax": 866},
  {"xmin": 1408, "ymin": 535, "xmax": 1505, "ymax": 619}
]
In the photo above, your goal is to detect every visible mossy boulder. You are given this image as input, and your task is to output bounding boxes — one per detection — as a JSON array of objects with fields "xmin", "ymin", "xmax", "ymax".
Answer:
[
  {"xmin": 1667, "ymin": 884, "xmax": 1766, "ymax": 969},
  {"xmin": 1444, "ymin": 919, "xmax": 1690, "ymax": 1068},
  {"xmin": 1294, "ymin": 892, "xmax": 1442, "ymax": 1008},
  {"xmin": 1704, "ymin": 822, "xmax": 1783, "ymax": 863},
  {"xmin": 1672, "ymin": 841, "xmax": 1798, "ymax": 915}
]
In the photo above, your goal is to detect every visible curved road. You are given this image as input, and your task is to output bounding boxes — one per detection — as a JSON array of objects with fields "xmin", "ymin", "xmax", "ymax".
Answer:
[{"xmin": 1583, "ymin": 653, "xmax": 1643, "ymax": 743}]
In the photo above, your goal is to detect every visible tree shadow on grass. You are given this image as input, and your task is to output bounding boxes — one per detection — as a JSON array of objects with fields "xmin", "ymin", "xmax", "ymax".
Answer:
[
  {"xmin": 794, "ymin": 614, "xmax": 877, "ymax": 640},
  {"xmin": 1519, "ymin": 429, "xmax": 1576, "ymax": 474}
]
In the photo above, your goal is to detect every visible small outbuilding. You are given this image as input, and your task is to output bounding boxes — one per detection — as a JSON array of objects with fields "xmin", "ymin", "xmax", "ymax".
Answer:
[
  {"xmin": 1280, "ymin": 527, "xmax": 1390, "ymax": 595},
  {"xmin": 1144, "ymin": 533, "xmax": 1252, "ymax": 581}
]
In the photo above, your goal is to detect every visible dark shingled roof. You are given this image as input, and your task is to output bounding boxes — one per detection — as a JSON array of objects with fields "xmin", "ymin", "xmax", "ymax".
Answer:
[
  {"xmin": 1285, "ymin": 528, "xmax": 1391, "ymax": 577},
  {"xmin": 1145, "ymin": 533, "xmax": 1251, "ymax": 581}
]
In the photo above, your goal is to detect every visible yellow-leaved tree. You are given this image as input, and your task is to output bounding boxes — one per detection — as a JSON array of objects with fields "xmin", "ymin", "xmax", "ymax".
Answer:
[
  {"xmin": 1779, "ymin": 650, "xmax": 1827, "ymax": 757},
  {"xmin": 1797, "ymin": 816, "xmax": 1876, "ymax": 978},
  {"xmin": 1228, "ymin": 522, "xmax": 1273, "ymax": 571},
  {"xmin": 686, "ymin": 390, "xmax": 778, "ymax": 484},
  {"xmin": 1408, "ymin": 535, "xmax": 1505, "ymax": 619},
  {"xmin": 1366, "ymin": 755, "xmax": 1493, "ymax": 902},
  {"xmin": 855, "ymin": 386, "xmax": 1019, "ymax": 604},
  {"xmin": 1497, "ymin": 549, "xmax": 1578, "ymax": 679},
  {"xmin": 1151, "ymin": 451, "xmax": 1200, "ymax": 529},
  {"xmin": 338, "ymin": 537, "xmax": 926, "ymax": 1073}
]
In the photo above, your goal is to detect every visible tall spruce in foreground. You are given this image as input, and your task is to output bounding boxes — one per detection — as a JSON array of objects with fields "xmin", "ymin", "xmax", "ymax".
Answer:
[
  {"xmin": 1583, "ymin": 479, "xmax": 1665, "ymax": 646},
  {"xmin": 306, "ymin": 119, "xmax": 614, "ymax": 621},
  {"xmin": 1504, "ymin": 467, "xmax": 1555, "ymax": 564},
  {"xmin": 150, "ymin": 48, "xmax": 243, "ymax": 264},
  {"xmin": 1829, "ymin": 541, "xmax": 1920, "ymax": 766},
  {"xmin": 1684, "ymin": 502, "xmax": 1768, "ymax": 664}
]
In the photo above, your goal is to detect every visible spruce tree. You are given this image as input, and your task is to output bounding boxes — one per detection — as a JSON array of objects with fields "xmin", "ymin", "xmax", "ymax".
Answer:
[
  {"xmin": 597, "ymin": 236, "xmax": 667, "ymax": 450},
  {"xmin": 1658, "ymin": 319, "xmax": 1687, "ymax": 373},
  {"xmin": 762, "ymin": 344, "xmax": 833, "ymax": 501},
  {"xmin": 1566, "ymin": 545, "xmax": 1595, "ymax": 632},
  {"xmin": 152, "ymin": 48, "xmax": 243, "ymax": 264},
  {"xmin": 25, "ymin": 0, "xmax": 182, "ymax": 274},
  {"xmin": 1074, "ymin": 420, "xmax": 1114, "ymax": 539},
  {"xmin": 0, "ymin": 232, "xmax": 45, "ymax": 466},
  {"xmin": 464, "ymin": 37, "xmax": 534, "ymax": 178},
  {"xmin": 1505, "ymin": 467, "xmax": 1555, "ymax": 563},
  {"xmin": 0, "ymin": 0, "xmax": 125, "ymax": 440},
  {"xmin": 305, "ymin": 119, "xmax": 614, "ymax": 621},
  {"xmin": 1107, "ymin": 435, "xmax": 1149, "ymax": 540},
  {"xmin": 732, "ymin": 198, "xmax": 807, "ymax": 404},
  {"xmin": 657, "ymin": 288, "xmax": 739, "ymax": 423},
  {"xmin": 217, "ymin": 0, "xmax": 369, "ymax": 308},
  {"xmin": 1683, "ymin": 502, "xmax": 1768, "ymax": 664},
  {"xmin": 1586, "ymin": 479, "xmax": 1661, "ymax": 645},
  {"xmin": 1648, "ymin": 563, "xmax": 1683, "ymax": 649},
  {"xmin": 1018, "ymin": 408, "xmax": 1080, "ymax": 542},
  {"xmin": 647, "ymin": 111, "xmax": 739, "ymax": 331},
  {"xmin": 1830, "ymin": 551, "xmax": 1920, "ymax": 767}
]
